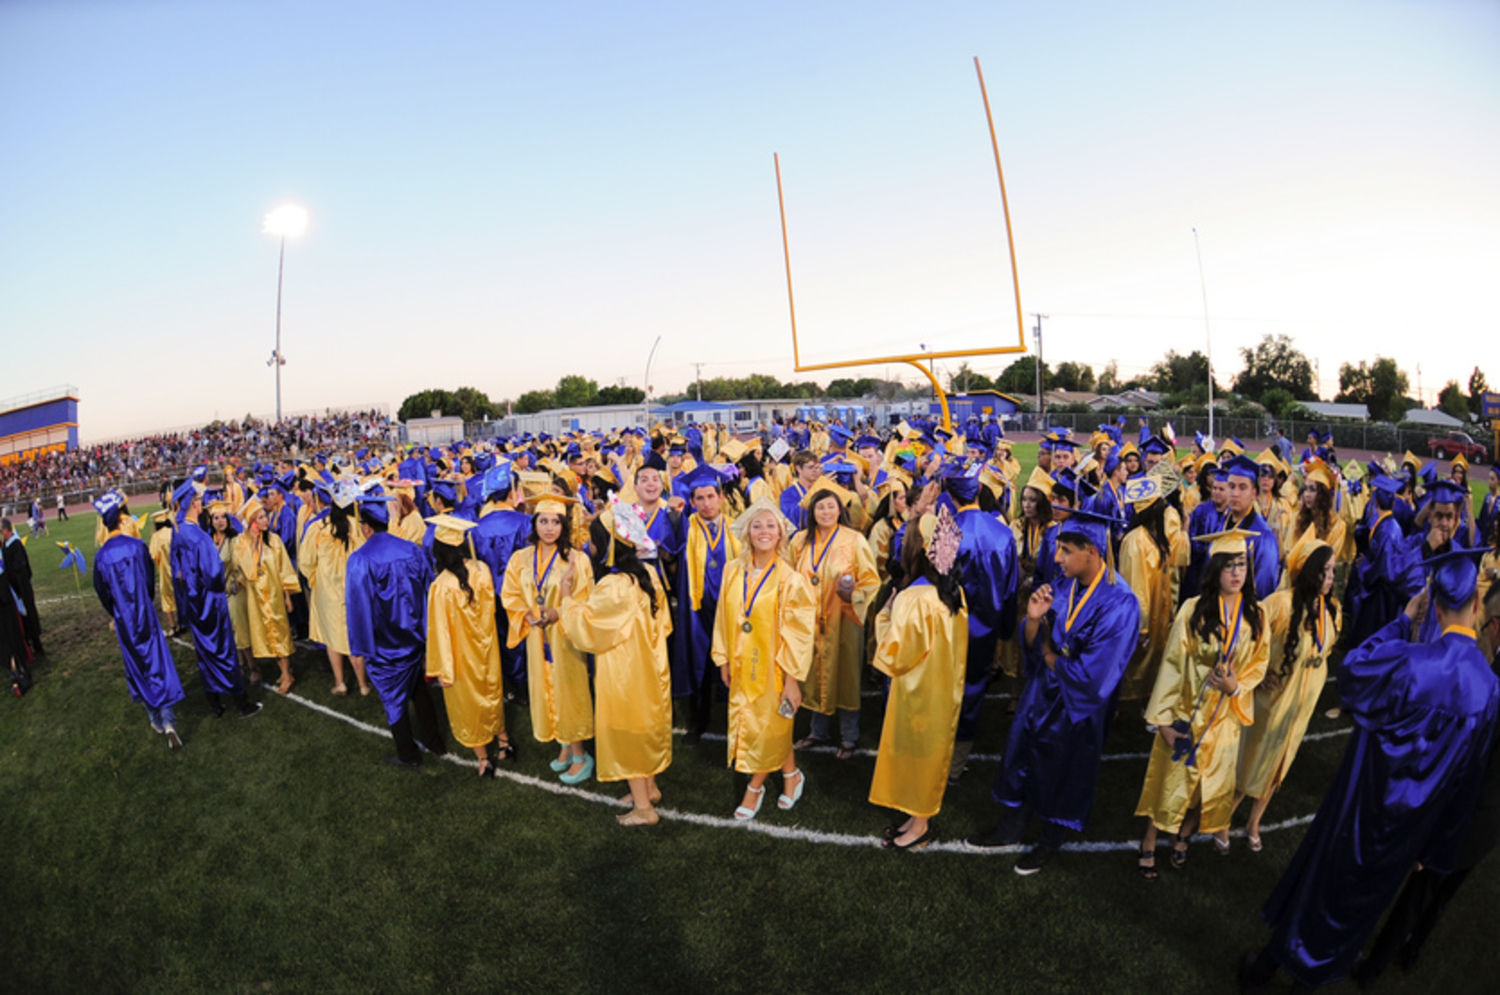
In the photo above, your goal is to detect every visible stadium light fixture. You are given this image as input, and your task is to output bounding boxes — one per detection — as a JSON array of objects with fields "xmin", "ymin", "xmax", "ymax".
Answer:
[{"xmin": 262, "ymin": 204, "xmax": 309, "ymax": 422}]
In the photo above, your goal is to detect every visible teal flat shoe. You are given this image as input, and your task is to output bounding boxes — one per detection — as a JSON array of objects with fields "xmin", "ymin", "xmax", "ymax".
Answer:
[
  {"xmin": 559, "ymin": 753, "xmax": 594, "ymax": 785},
  {"xmin": 549, "ymin": 755, "xmax": 572, "ymax": 772}
]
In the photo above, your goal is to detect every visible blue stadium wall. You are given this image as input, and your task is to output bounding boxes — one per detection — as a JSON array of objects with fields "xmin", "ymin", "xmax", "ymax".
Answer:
[{"xmin": 0, "ymin": 395, "xmax": 80, "ymax": 464}]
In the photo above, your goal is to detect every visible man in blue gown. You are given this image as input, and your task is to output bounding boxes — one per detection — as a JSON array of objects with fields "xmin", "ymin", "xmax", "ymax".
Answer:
[
  {"xmin": 469, "ymin": 463, "xmax": 533, "ymax": 702},
  {"xmin": 1240, "ymin": 547, "xmax": 1499, "ymax": 990},
  {"xmin": 1346, "ymin": 475, "xmax": 1423, "ymax": 646},
  {"xmin": 968, "ymin": 508, "xmax": 1140, "ymax": 875},
  {"xmin": 673, "ymin": 464, "xmax": 734, "ymax": 743},
  {"xmin": 168, "ymin": 480, "xmax": 261, "ymax": 719},
  {"xmin": 345, "ymin": 489, "xmax": 447, "ymax": 768},
  {"xmin": 941, "ymin": 462, "xmax": 1018, "ymax": 782},
  {"xmin": 1218, "ymin": 454, "xmax": 1280, "ymax": 599},
  {"xmin": 92, "ymin": 492, "xmax": 187, "ymax": 749}
]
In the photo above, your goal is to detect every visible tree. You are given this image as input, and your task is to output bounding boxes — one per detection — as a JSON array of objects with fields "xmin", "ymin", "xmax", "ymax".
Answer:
[
  {"xmin": 1096, "ymin": 360, "xmax": 1121, "ymax": 394},
  {"xmin": 553, "ymin": 375, "xmax": 599, "ymax": 408},
  {"xmin": 1336, "ymin": 356, "xmax": 1410, "ymax": 423},
  {"xmin": 399, "ymin": 386, "xmax": 499, "ymax": 422},
  {"xmin": 1050, "ymin": 361, "xmax": 1096, "ymax": 393},
  {"xmin": 825, "ymin": 377, "xmax": 877, "ymax": 398},
  {"xmin": 1469, "ymin": 366, "xmax": 1490, "ymax": 417},
  {"xmin": 595, "ymin": 384, "xmax": 645, "ymax": 406},
  {"xmin": 946, "ymin": 363, "xmax": 994, "ymax": 393},
  {"xmin": 451, "ymin": 386, "xmax": 497, "ymax": 421},
  {"xmin": 1147, "ymin": 350, "xmax": 1219, "ymax": 396},
  {"xmin": 1260, "ymin": 387, "xmax": 1295, "ymax": 419},
  {"xmin": 996, "ymin": 355, "xmax": 1047, "ymax": 395},
  {"xmin": 514, "ymin": 389, "xmax": 555, "ymax": 414},
  {"xmin": 1233, "ymin": 334, "xmax": 1316, "ymax": 401},
  {"xmin": 1438, "ymin": 381, "xmax": 1469, "ymax": 421}
]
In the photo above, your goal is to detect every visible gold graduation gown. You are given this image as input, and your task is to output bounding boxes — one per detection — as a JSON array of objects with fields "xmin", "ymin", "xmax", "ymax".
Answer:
[
  {"xmin": 790, "ymin": 525, "xmax": 880, "ymax": 715},
  {"xmin": 148, "ymin": 527, "xmax": 177, "ymax": 615},
  {"xmin": 867, "ymin": 516, "xmax": 903, "ymax": 583},
  {"xmin": 95, "ymin": 511, "xmax": 140, "ymax": 550},
  {"xmin": 1236, "ymin": 590, "xmax": 1337, "ymax": 799},
  {"xmin": 230, "ymin": 530, "xmax": 299, "ymax": 658},
  {"xmin": 298, "ymin": 517, "xmax": 363, "ymax": 655},
  {"xmin": 217, "ymin": 533, "xmax": 252, "ymax": 651},
  {"xmin": 1165, "ymin": 505, "xmax": 1190, "ymax": 609},
  {"xmin": 1117, "ymin": 528, "xmax": 1173, "ymax": 701},
  {"xmin": 561, "ymin": 573, "xmax": 673, "ymax": 782},
  {"xmin": 394, "ymin": 508, "xmax": 426, "ymax": 546},
  {"xmin": 711, "ymin": 558, "xmax": 816, "ymax": 773},
  {"xmin": 1135, "ymin": 595, "xmax": 1269, "ymax": 834},
  {"xmin": 425, "ymin": 560, "xmax": 505, "ymax": 749},
  {"xmin": 868, "ymin": 583, "xmax": 970, "ymax": 818},
  {"xmin": 1182, "ymin": 486, "xmax": 1202, "ymax": 519},
  {"xmin": 501, "ymin": 545, "xmax": 596, "ymax": 745}
]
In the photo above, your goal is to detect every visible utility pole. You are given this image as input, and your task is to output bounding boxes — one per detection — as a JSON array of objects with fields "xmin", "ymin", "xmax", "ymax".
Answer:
[
  {"xmin": 1416, "ymin": 363, "xmax": 1423, "ymax": 408},
  {"xmin": 1032, "ymin": 313, "xmax": 1047, "ymax": 421},
  {"xmin": 695, "ymin": 362, "xmax": 704, "ymax": 402},
  {"xmin": 1314, "ymin": 358, "xmax": 1321, "ymax": 400}
]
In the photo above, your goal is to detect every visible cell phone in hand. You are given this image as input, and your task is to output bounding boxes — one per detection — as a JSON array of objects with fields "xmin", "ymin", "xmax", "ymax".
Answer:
[{"xmin": 778, "ymin": 697, "xmax": 796, "ymax": 719}]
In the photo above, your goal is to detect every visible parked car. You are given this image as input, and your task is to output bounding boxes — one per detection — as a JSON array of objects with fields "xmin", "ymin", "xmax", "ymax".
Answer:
[{"xmin": 1427, "ymin": 431, "xmax": 1488, "ymax": 462}]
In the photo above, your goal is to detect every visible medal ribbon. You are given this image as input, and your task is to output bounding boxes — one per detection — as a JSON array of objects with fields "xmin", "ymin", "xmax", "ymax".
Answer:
[
  {"xmin": 534, "ymin": 547, "xmax": 559, "ymax": 662},
  {"xmin": 1064, "ymin": 565, "xmax": 1104, "ymax": 635},
  {"xmin": 742, "ymin": 561, "xmax": 778, "ymax": 629},
  {"xmin": 807, "ymin": 525, "xmax": 839, "ymax": 579}
]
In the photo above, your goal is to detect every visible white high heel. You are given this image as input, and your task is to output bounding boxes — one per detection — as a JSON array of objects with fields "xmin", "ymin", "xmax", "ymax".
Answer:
[
  {"xmin": 734, "ymin": 784, "xmax": 766, "ymax": 821},
  {"xmin": 777, "ymin": 768, "xmax": 806, "ymax": 811}
]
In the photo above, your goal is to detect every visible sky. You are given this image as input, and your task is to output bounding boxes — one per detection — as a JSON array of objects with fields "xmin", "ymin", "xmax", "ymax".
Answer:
[{"xmin": 2, "ymin": 0, "xmax": 1497, "ymax": 441}]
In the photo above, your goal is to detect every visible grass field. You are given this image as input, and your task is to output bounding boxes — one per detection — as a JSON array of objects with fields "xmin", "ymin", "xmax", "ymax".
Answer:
[{"xmin": 2, "ymin": 453, "xmax": 1496, "ymax": 993}]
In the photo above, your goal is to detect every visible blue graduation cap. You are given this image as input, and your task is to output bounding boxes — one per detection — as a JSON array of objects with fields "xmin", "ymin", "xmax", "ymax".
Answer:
[
  {"xmin": 1423, "ymin": 544, "xmax": 1486, "ymax": 610},
  {"xmin": 1140, "ymin": 436, "xmax": 1171, "ymax": 457},
  {"xmin": 356, "ymin": 448, "xmax": 370, "ymax": 460},
  {"xmin": 939, "ymin": 461, "xmax": 984, "ymax": 503},
  {"xmin": 1369, "ymin": 474, "xmax": 1404, "ymax": 497},
  {"xmin": 1057, "ymin": 507, "xmax": 1122, "ymax": 554},
  {"xmin": 354, "ymin": 485, "xmax": 394, "ymax": 524},
  {"xmin": 481, "ymin": 462, "xmax": 514, "ymax": 500},
  {"xmin": 171, "ymin": 478, "xmax": 204, "ymax": 509},
  {"xmin": 93, "ymin": 491, "xmax": 125, "ymax": 527},
  {"xmin": 473, "ymin": 452, "xmax": 495, "ymax": 473},
  {"xmin": 822, "ymin": 460, "xmax": 861, "ymax": 485},
  {"xmin": 1425, "ymin": 479, "xmax": 1468, "ymax": 506},
  {"xmin": 828, "ymin": 425, "xmax": 854, "ymax": 446},
  {"xmin": 1418, "ymin": 463, "xmax": 1439, "ymax": 485},
  {"xmin": 429, "ymin": 479, "xmax": 460, "ymax": 507},
  {"xmin": 855, "ymin": 434, "xmax": 881, "ymax": 450},
  {"xmin": 1221, "ymin": 455, "xmax": 1260, "ymax": 481},
  {"xmin": 678, "ymin": 463, "xmax": 729, "ymax": 496}
]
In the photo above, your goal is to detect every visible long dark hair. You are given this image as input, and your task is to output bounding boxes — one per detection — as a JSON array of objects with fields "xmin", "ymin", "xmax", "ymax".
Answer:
[
  {"xmin": 794, "ymin": 489, "xmax": 849, "ymax": 548},
  {"xmin": 1131, "ymin": 498, "xmax": 1170, "ymax": 561},
  {"xmin": 529, "ymin": 505, "xmax": 574, "ymax": 554},
  {"xmin": 588, "ymin": 517, "xmax": 658, "ymax": 615},
  {"xmin": 898, "ymin": 525, "xmax": 963, "ymax": 615},
  {"xmin": 1189, "ymin": 551, "xmax": 1264, "ymax": 645},
  {"xmin": 433, "ymin": 540, "xmax": 475, "ymax": 606},
  {"xmin": 1283, "ymin": 544, "xmax": 1337, "ymax": 675},
  {"xmin": 328, "ymin": 502, "xmax": 353, "ymax": 549},
  {"xmin": 1294, "ymin": 483, "xmax": 1334, "ymax": 539}
]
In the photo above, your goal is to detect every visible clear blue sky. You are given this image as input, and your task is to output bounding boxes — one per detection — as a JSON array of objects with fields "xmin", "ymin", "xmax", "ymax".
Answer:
[{"xmin": 2, "ymin": 0, "xmax": 1496, "ymax": 439}]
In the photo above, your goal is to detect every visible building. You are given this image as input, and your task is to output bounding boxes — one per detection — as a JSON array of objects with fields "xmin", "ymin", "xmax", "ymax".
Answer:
[
  {"xmin": 0, "ymin": 385, "xmax": 79, "ymax": 465},
  {"xmin": 931, "ymin": 390, "xmax": 1024, "ymax": 423},
  {"xmin": 403, "ymin": 413, "xmax": 466, "ymax": 445},
  {"xmin": 1401, "ymin": 408, "xmax": 1465, "ymax": 429},
  {"xmin": 1297, "ymin": 401, "xmax": 1369, "ymax": 421}
]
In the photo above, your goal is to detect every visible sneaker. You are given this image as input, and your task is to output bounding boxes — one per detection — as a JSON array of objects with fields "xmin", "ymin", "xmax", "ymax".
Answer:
[
  {"xmin": 1014, "ymin": 844, "xmax": 1056, "ymax": 876},
  {"xmin": 237, "ymin": 701, "xmax": 263, "ymax": 718},
  {"xmin": 165, "ymin": 728, "xmax": 184, "ymax": 750}
]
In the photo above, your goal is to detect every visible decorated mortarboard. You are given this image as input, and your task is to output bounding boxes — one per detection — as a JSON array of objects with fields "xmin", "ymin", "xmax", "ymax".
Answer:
[
  {"xmin": 1122, "ymin": 475, "xmax": 1164, "ymax": 507},
  {"xmin": 1140, "ymin": 436, "xmax": 1172, "ymax": 457},
  {"xmin": 1192, "ymin": 527, "xmax": 1259, "ymax": 557},
  {"xmin": 601, "ymin": 494, "xmax": 658, "ymax": 560},
  {"xmin": 1423, "ymin": 544, "xmax": 1487, "ymax": 610},
  {"xmin": 189, "ymin": 464, "xmax": 208, "ymax": 483},
  {"xmin": 1056, "ymin": 507, "xmax": 1122, "ymax": 554},
  {"xmin": 938, "ymin": 461, "xmax": 984, "ymax": 503},
  {"xmin": 171, "ymin": 478, "xmax": 206, "ymax": 508},
  {"xmin": 1342, "ymin": 459, "xmax": 1365, "ymax": 481},
  {"xmin": 1221, "ymin": 454, "xmax": 1260, "ymax": 481},
  {"xmin": 480, "ymin": 462, "xmax": 514, "ymax": 499},
  {"xmin": 331, "ymin": 478, "xmax": 363, "ymax": 509}
]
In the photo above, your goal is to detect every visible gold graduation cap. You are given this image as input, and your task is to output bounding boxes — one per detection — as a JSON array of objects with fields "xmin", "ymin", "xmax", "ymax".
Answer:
[
  {"xmin": 1286, "ymin": 537, "xmax": 1331, "ymax": 581},
  {"xmin": 1192, "ymin": 527, "xmax": 1258, "ymax": 557},
  {"xmin": 1254, "ymin": 449, "xmax": 1287, "ymax": 475},
  {"xmin": 1400, "ymin": 450, "xmax": 1423, "ymax": 470},
  {"xmin": 1218, "ymin": 438, "xmax": 1245, "ymax": 458},
  {"xmin": 520, "ymin": 491, "xmax": 579, "ymax": 518},
  {"xmin": 719, "ymin": 437, "xmax": 748, "ymax": 463},
  {"xmin": 1024, "ymin": 466, "xmax": 1054, "ymax": 499},
  {"xmin": 517, "ymin": 470, "xmax": 554, "ymax": 500},
  {"xmin": 1302, "ymin": 458, "xmax": 1336, "ymax": 491},
  {"xmin": 799, "ymin": 477, "xmax": 856, "ymax": 509}
]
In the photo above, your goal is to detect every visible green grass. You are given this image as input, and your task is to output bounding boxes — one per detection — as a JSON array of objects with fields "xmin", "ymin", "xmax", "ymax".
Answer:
[{"xmin": 2, "ymin": 488, "xmax": 1496, "ymax": 992}]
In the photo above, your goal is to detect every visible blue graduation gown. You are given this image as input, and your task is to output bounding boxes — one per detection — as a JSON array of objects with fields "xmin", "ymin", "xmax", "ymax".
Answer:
[
  {"xmin": 1346, "ymin": 513, "xmax": 1421, "ymax": 646},
  {"xmin": 953, "ymin": 507, "xmax": 1018, "ymax": 740},
  {"xmin": 1261, "ymin": 618, "xmax": 1499, "ymax": 987},
  {"xmin": 472, "ymin": 506, "xmax": 534, "ymax": 683},
  {"xmin": 1183, "ymin": 499, "xmax": 1223, "ymax": 597},
  {"xmin": 93, "ymin": 534, "xmax": 184, "ymax": 710},
  {"xmin": 779, "ymin": 483, "xmax": 809, "ymax": 532},
  {"xmin": 672, "ymin": 512, "xmax": 729, "ymax": 696},
  {"xmin": 270, "ymin": 503, "xmax": 298, "ymax": 563},
  {"xmin": 1227, "ymin": 509, "xmax": 1281, "ymax": 600},
  {"xmin": 168, "ymin": 521, "xmax": 243, "ymax": 695},
  {"xmin": 991, "ymin": 569, "xmax": 1140, "ymax": 830},
  {"xmin": 346, "ymin": 532, "xmax": 434, "ymax": 725}
]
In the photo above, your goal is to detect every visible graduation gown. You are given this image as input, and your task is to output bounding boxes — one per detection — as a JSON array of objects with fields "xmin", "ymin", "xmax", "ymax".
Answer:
[
  {"xmin": 673, "ymin": 512, "xmax": 739, "ymax": 696},
  {"xmin": 869, "ymin": 581, "xmax": 970, "ymax": 817},
  {"xmin": 168, "ymin": 521, "xmax": 243, "ymax": 694},
  {"xmin": 501, "ymin": 545, "xmax": 595, "ymax": 745},
  {"xmin": 1260, "ymin": 618, "xmax": 1499, "ymax": 987},
  {"xmin": 298, "ymin": 517, "xmax": 363, "ymax": 656},
  {"xmin": 218, "ymin": 533, "xmax": 252, "ymax": 651},
  {"xmin": 2, "ymin": 534, "xmax": 39, "ymax": 648},
  {"xmin": 93, "ymin": 532, "xmax": 184, "ymax": 710},
  {"xmin": 1237, "ymin": 590, "xmax": 1338, "ymax": 799},
  {"xmin": 470, "ymin": 502, "xmax": 533, "ymax": 683},
  {"xmin": 148, "ymin": 526, "xmax": 177, "ymax": 615},
  {"xmin": 1346, "ymin": 511, "xmax": 1421, "ymax": 646},
  {"xmin": 1116, "ymin": 527, "xmax": 1173, "ymax": 701},
  {"xmin": 790, "ymin": 525, "xmax": 880, "ymax": 715},
  {"xmin": 992, "ymin": 568, "xmax": 1140, "ymax": 830},
  {"xmin": 1000, "ymin": 519, "xmax": 1057, "ymax": 680},
  {"xmin": 779, "ymin": 482, "xmax": 810, "ymax": 532},
  {"xmin": 1183, "ymin": 499, "xmax": 1225, "ymax": 597},
  {"xmin": 560, "ymin": 573, "xmax": 673, "ymax": 783},
  {"xmin": 230, "ymin": 530, "xmax": 299, "ymax": 658},
  {"xmin": 1227, "ymin": 509, "xmax": 1282, "ymax": 600},
  {"xmin": 425, "ymin": 560, "xmax": 505, "ymax": 749},
  {"xmin": 711, "ymin": 558, "xmax": 816, "ymax": 773},
  {"xmin": 346, "ymin": 532, "xmax": 435, "ymax": 726},
  {"xmin": 951, "ymin": 505, "xmax": 1018, "ymax": 740},
  {"xmin": 1136, "ymin": 595, "xmax": 1269, "ymax": 834}
]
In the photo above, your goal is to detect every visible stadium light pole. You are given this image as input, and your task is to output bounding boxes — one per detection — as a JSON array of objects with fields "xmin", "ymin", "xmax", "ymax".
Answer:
[
  {"xmin": 263, "ymin": 204, "xmax": 309, "ymax": 423},
  {"xmin": 643, "ymin": 334, "xmax": 662, "ymax": 429}
]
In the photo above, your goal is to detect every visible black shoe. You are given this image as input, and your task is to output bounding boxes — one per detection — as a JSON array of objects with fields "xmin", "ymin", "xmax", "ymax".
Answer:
[
  {"xmin": 165, "ymin": 728, "xmax": 184, "ymax": 750},
  {"xmin": 212, "ymin": 701, "xmax": 227, "ymax": 719},
  {"xmin": 883, "ymin": 825, "xmax": 935, "ymax": 851},
  {"xmin": 966, "ymin": 823, "xmax": 1023, "ymax": 849},
  {"xmin": 237, "ymin": 701, "xmax": 263, "ymax": 718},
  {"xmin": 495, "ymin": 739, "xmax": 517, "ymax": 761},
  {"xmin": 1013, "ymin": 843, "xmax": 1056, "ymax": 876},
  {"xmin": 386, "ymin": 754, "xmax": 422, "ymax": 769}
]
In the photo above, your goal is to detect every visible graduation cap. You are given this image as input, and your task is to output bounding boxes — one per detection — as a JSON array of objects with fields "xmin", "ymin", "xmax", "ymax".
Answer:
[
  {"xmin": 828, "ymin": 425, "xmax": 854, "ymax": 446},
  {"xmin": 429, "ymin": 479, "xmax": 460, "ymax": 507},
  {"xmin": 426, "ymin": 513, "xmax": 477, "ymax": 554},
  {"xmin": 1423, "ymin": 544, "xmax": 1487, "ymax": 610},
  {"xmin": 1418, "ymin": 463, "xmax": 1439, "ymax": 485},
  {"xmin": 1192, "ymin": 527, "xmax": 1259, "ymax": 558},
  {"xmin": 1425, "ymin": 479, "xmax": 1468, "ymax": 506},
  {"xmin": 1056, "ymin": 507, "xmax": 1122, "ymax": 555},
  {"xmin": 939, "ymin": 461, "xmax": 984, "ymax": 504},
  {"xmin": 1218, "ymin": 438, "xmax": 1244, "ymax": 458},
  {"xmin": 1221, "ymin": 454, "xmax": 1260, "ymax": 481},
  {"xmin": 171, "ymin": 478, "xmax": 205, "ymax": 508},
  {"xmin": 1046, "ymin": 433, "xmax": 1083, "ymax": 449},
  {"xmin": 1400, "ymin": 450, "xmax": 1423, "ymax": 471},
  {"xmin": 473, "ymin": 452, "xmax": 495, "ymax": 473},
  {"xmin": 678, "ymin": 463, "xmax": 730, "ymax": 496},
  {"xmin": 1302, "ymin": 458, "xmax": 1336, "ymax": 492},
  {"xmin": 1342, "ymin": 459, "xmax": 1365, "ymax": 481},
  {"xmin": 854, "ymin": 434, "xmax": 881, "ymax": 451},
  {"xmin": 354, "ymin": 488, "xmax": 395, "ymax": 525},
  {"xmin": 1024, "ymin": 466, "xmax": 1055, "ymax": 499},
  {"xmin": 1140, "ymin": 436, "xmax": 1172, "ymax": 457},
  {"xmin": 481, "ymin": 462, "xmax": 514, "ymax": 500},
  {"xmin": 1286, "ymin": 538, "xmax": 1332, "ymax": 582},
  {"xmin": 719, "ymin": 437, "xmax": 748, "ymax": 463}
]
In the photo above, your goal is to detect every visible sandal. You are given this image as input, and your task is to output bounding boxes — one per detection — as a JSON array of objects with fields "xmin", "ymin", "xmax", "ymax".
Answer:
[
  {"xmin": 793, "ymin": 735, "xmax": 828, "ymax": 751},
  {"xmin": 476, "ymin": 760, "xmax": 495, "ymax": 779},
  {"xmin": 495, "ymin": 738, "xmax": 517, "ymax": 762},
  {"xmin": 777, "ymin": 768, "xmax": 806, "ymax": 810},
  {"xmin": 1137, "ymin": 848, "xmax": 1159, "ymax": 881},
  {"xmin": 834, "ymin": 741, "xmax": 857, "ymax": 761},
  {"xmin": 1170, "ymin": 835, "xmax": 1189, "ymax": 869},
  {"xmin": 330, "ymin": 683, "xmax": 348, "ymax": 696},
  {"xmin": 1213, "ymin": 834, "xmax": 1232, "ymax": 856},
  {"xmin": 1247, "ymin": 832, "xmax": 1263, "ymax": 853}
]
